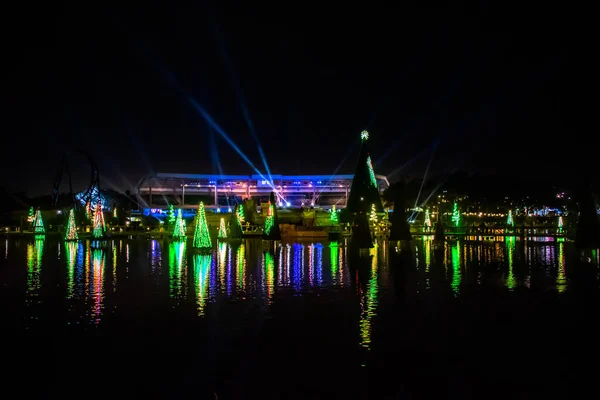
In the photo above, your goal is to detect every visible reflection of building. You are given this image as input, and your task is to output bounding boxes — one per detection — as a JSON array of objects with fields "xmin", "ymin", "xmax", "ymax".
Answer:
[{"xmin": 136, "ymin": 173, "xmax": 389, "ymax": 209}]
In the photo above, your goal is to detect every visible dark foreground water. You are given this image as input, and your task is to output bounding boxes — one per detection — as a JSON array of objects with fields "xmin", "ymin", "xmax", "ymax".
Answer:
[{"xmin": 1, "ymin": 236, "xmax": 600, "ymax": 399}]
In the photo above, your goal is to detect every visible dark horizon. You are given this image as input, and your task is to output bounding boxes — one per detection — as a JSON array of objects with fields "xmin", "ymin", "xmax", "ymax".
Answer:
[{"xmin": 1, "ymin": 3, "xmax": 575, "ymax": 196}]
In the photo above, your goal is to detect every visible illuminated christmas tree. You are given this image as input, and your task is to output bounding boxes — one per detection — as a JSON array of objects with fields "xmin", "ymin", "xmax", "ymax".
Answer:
[
  {"xmin": 451, "ymin": 202, "xmax": 461, "ymax": 227},
  {"xmin": 27, "ymin": 207, "xmax": 34, "ymax": 223},
  {"xmin": 64, "ymin": 209, "xmax": 78, "ymax": 241},
  {"xmin": 346, "ymin": 130, "xmax": 384, "ymax": 214},
  {"xmin": 369, "ymin": 203, "xmax": 378, "ymax": 224},
  {"xmin": 193, "ymin": 202, "xmax": 212, "ymax": 249},
  {"xmin": 558, "ymin": 216, "xmax": 564, "ymax": 233},
  {"xmin": 85, "ymin": 201, "xmax": 92, "ymax": 221},
  {"xmin": 506, "ymin": 210, "xmax": 514, "ymax": 227},
  {"xmin": 217, "ymin": 217, "xmax": 227, "ymax": 240},
  {"xmin": 172, "ymin": 209, "xmax": 186, "ymax": 240},
  {"xmin": 113, "ymin": 205, "xmax": 118, "ymax": 221},
  {"xmin": 236, "ymin": 203, "xmax": 245, "ymax": 224},
  {"xmin": 330, "ymin": 205, "xmax": 339, "ymax": 224},
  {"xmin": 263, "ymin": 192, "xmax": 281, "ymax": 240},
  {"xmin": 424, "ymin": 209, "xmax": 432, "ymax": 231},
  {"xmin": 229, "ymin": 204, "xmax": 244, "ymax": 239},
  {"xmin": 167, "ymin": 205, "xmax": 176, "ymax": 232},
  {"xmin": 92, "ymin": 202, "xmax": 105, "ymax": 239},
  {"xmin": 32, "ymin": 208, "xmax": 45, "ymax": 234}
]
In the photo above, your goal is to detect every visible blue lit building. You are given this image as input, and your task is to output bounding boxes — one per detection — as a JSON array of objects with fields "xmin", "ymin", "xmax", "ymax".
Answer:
[{"xmin": 136, "ymin": 173, "xmax": 389, "ymax": 210}]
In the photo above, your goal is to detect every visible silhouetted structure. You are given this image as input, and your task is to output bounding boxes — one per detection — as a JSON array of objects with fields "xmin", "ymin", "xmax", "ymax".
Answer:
[
  {"xmin": 346, "ymin": 131, "xmax": 384, "ymax": 214},
  {"xmin": 389, "ymin": 190, "xmax": 412, "ymax": 241},
  {"xmin": 229, "ymin": 204, "xmax": 244, "ymax": 239},
  {"xmin": 263, "ymin": 192, "xmax": 281, "ymax": 240},
  {"xmin": 434, "ymin": 219, "xmax": 445, "ymax": 242},
  {"xmin": 352, "ymin": 212, "xmax": 374, "ymax": 248},
  {"xmin": 575, "ymin": 185, "xmax": 600, "ymax": 248}
]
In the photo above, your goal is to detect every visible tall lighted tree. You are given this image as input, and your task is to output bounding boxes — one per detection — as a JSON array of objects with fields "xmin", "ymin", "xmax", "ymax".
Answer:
[
  {"xmin": 64, "ymin": 209, "xmax": 78, "ymax": 241},
  {"xmin": 330, "ymin": 204, "xmax": 339, "ymax": 224},
  {"xmin": 451, "ymin": 202, "xmax": 461, "ymax": 227},
  {"xmin": 369, "ymin": 204, "xmax": 378, "ymax": 224},
  {"xmin": 32, "ymin": 208, "xmax": 45, "ymax": 234},
  {"xmin": 236, "ymin": 203, "xmax": 245, "ymax": 224},
  {"xmin": 346, "ymin": 130, "xmax": 384, "ymax": 213},
  {"xmin": 193, "ymin": 202, "xmax": 212, "ymax": 249},
  {"xmin": 506, "ymin": 210, "xmax": 514, "ymax": 227},
  {"xmin": 229, "ymin": 204, "xmax": 244, "ymax": 239},
  {"xmin": 217, "ymin": 217, "xmax": 227, "ymax": 240},
  {"xmin": 263, "ymin": 192, "xmax": 281, "ymax": 240},
  {"xmin": 172, "ymin": 209, "xmax": 186, "ymax": 240},
  {"xmin": 167, "ymin": 205, "xmax": 176, "ymax": 232},
  {"xmin": 85, "ymin": 201, "xmax": 92, "ymax": 221},
  {"xmin": 558, "ymin": 216, "xmax": 564, "ymax": 233},
  {"xmin": 424, "ymin": 209, "xmax": 432, "ymax": 230},
  {"xmin": 92, "ymin": 202, "xmax": 105, "ymax": 239}
]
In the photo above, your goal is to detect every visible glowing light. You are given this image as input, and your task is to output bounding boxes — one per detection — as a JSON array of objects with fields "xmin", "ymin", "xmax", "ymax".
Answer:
[
  {"xmin": 451, "ymin": 202, "xmax": 461, "ymax": 227},
  {"xmin": 424, "ymin": 209, "xmax": 431, "ymax": 228},
  {"xmin": 558, "ymin": 216, "xmax": 564, "ymax": 233},
  {"xmin": 236, "ymin": 243, "xmax": 246, "ymax": 291},
  {"xmin": 366, "ymin": 156, "xmax": 377, "ymax": 187},
  {"xmin": 64, "ymin": 209, "xmax": 78, "ymax": 241},
  {"xmin": 167, "ymin": 205, "xmax": 176, "ymax": 232},
  {"xmin": 557, "ymin": 241, "xmax": 567, "ymax": 292},
  {"xmin": 330, "ymin": 204, "xmax": 339, "ymax": 224},
  {"xmin": 360, "ymin": 130, "xmax": 369, "ymax": 141},
  {"xmin": 172, "ymin": 209, "xmax": 186, "ymax": 241},
  {"xmin": 507, "ymin": 210, "xmax": 514, "ymax": 227},
  {"xmin": 236, "ymin": 204, "xmax": 245, "ymax": 224},
  {"xmin": 27, "ymin": 207, "xmax": 34, "ymax": 223},
  {"xmin": 65, "ymin": 241, "xmax": 78, "ymax": 298},
  {"xmin": 264, "ymin": 204, "xmax": 275, "ymax": 235},
  {"xmin": 263, "ymin": 251, "xmax": 275, "ymax": 303},
  {"xmin": 92, "ymin": 203, "xmax": 105, "ymax": 239},
  {"xmin": 450, "ymin": 242, "xmax": 461, "ymax": 296},
  {"xmin": 192, "ymin": 202, "xmax": 212, "ymax": 249},
  {"xmin": 90, "ymin": 248, "xmax": 106, "ymax": 324},
  {"xmin": 169, "ymin": 241, "xmax": 187, "ymax": 299},
  {"xmin": 32, "ymin": 209, "xmax": 45, "ymax": 234},
  {"xmin": 359, "ymin": 244, "xmax": 379, "ymax": 350},
  {"xmin": 76, "ymin": 186, "xmax": 105, "ymax": 209},
  {"xmin": 218, "ymin": 217, "xmax": 227, "ymax": 240},
  {"xmin": 369, "ymin": 204, "xmax": 378, "ymax": 224},
  {"xmin": 193, "ymin": 253, "xmax": 212, "ymax": 316},
  {"xmin": 506, "ymin": 236, "xmax": 516, "ymax": 290}
]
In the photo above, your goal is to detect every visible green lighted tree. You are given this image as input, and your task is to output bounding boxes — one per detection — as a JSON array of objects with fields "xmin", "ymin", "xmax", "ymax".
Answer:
[
  {"xmin": 229, "ymin": 204, "xmax": 244, "ymax": 239},
  {"xmin": 172, "ymin": 209, "xmax": 186, "ymax": 240},
  {"xmin": 451, "ymin": 201, "xmax": 461, "ymax": 227},
  {"xmin": 27, "ymin": 207, "xmax": 34, "ymax": 223},
  {"xmin": 236, "ymin": 203, "xmax": 245, "ymax": 224},
  {"xmin": 167, "ymin": 205, "xmax": 176, "ymax": 232},
  {"xmin": 32, "ymin": 208, "xmax": 45, "ymax": 234},
  {"xmin": 330, "ymin": 204, "xmax": 339, "ymax": 224},
  {"xmin": 558, "ymin": 216, "xmax": 564, "ymax": 233},
  {"xmin": 217, "ymin": 217, "xmax": 227, "ymax": 240},
  {"xmin": 346, "ymin": 130, "xmax": 384, "ymax": 214},
  {"xmin": 263, "ymin": 192, "xmax": 281, "ymax": 240},
  {"xmin": 506, "ymin": 210, "xmax": 514, "ymax": 227},
  {"xmin": 192, "ymin": 202, "xmax": 212, "ymax": 249},
  {"xmin": 369, "ymin": 203, "xmax": 378, "ymax": 225},
  {"xmin": 65, "ymin": 209, "xmax": 78, "ymax": 241},
  {"xmin": 423, "ymin": 209, "xmax": 432, "ymax": 232},
  {"xmin": 92, "ymin": 202, "xmax": 105, "ymax": 239}
]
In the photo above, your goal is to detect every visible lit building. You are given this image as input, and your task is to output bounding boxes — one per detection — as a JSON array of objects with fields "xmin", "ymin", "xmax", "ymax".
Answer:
[{"xmin": 136, "ymin": 173, "xmax": 389, "ymax": 210}]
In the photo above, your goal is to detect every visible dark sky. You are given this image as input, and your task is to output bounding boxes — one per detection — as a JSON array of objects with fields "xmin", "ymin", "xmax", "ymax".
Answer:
[{"xmin": 1, "ymin": 2, "xmax": 571, "ymax": 195}]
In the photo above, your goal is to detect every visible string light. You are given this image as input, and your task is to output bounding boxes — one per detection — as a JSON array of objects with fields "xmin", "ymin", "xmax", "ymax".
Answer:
[
  {"xmin": 32, "ymin": 209, "xmax": 45, "ymax": 234},
  {"xmin": 65, "ymin": 209, "xmax": 78, "ymax": 241},
  {"xmin": 92, "ymin": 202, "xmax": 105, "ymax": 239},
  {"xmin": 172, "ymin": 209, "xmax": 186, "ymax": 240},
  {"xmin": 193, "ymin": 202, "xmax": 212, "ymax": 249},
  {"xmin": 330, "ymin": 204, "xmax": 339, "ymax": 224},
  {"xmin": 218, "ymin": 217, "xmax": 227, "ymax": 240}
]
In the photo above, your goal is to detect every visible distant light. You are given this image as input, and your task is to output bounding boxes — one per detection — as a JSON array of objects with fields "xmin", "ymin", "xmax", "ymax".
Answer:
[
  {"xmin": 278, "ymin": 202, "xmax": 282, "ymax": 207},
  {"xmin": 228, "ymin": 207, "xmax": 232, "ymax": 212},
  {"xmin": 360, "ymin": 130, "xmax": 369, "ymax": 140},
  {"xmin": 286, "ymin": 202, "xmax": 290, "ymax": 207},
  {"xmin": 310, "ymin": 202, "xmax": 315, "ymax": 207},
  {"xmin": 216, "ymin": 208, "xmax": 221, "ymax": 213}
]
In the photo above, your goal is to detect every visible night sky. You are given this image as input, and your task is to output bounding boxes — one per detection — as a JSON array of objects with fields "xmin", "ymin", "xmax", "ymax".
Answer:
[{"xmin": 1, "ymin": 3, "xmax": 572, "ymax": 195}]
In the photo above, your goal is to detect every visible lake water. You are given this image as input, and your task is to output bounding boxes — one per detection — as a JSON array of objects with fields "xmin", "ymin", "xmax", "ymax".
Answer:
[{"xmin": 1, "ymin": 236, "xmax": 599, "ymax": 399}]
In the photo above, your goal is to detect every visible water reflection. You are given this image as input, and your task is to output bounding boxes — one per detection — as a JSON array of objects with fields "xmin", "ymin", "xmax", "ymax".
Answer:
[
  {"xmin": 262, "ymin": 250, "xmax": 275, "ymax": 303},
  {"xmin": 506, "ymin": 236, "xmax": 517, "ymax": 290},
  {"xmin": 88, "ymin": 248, "xmax": 106, "ymax": 323},
  {"xmin": 65, "ymin": 241, "xmax": 78, "ymax": 298},
  {"xmin": 193, "ymin": 253, "xmax": 213, "ymax": 316},
  {"xmin": 557, "ymin": 241, "xmax": 567, "ymax": 293},
  {"xmin": 169, "ymin": 241, "xmax": 187, "ymax": 301},
  {"xmin": 26, "ymin": 236, "xmax": 45, "ymax": 297},
  {"xmin": 358, "ymin": 244, "xmax": 379, "ymax": 351}
]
